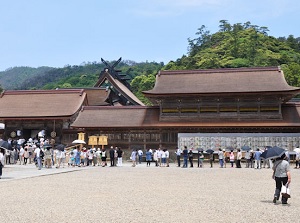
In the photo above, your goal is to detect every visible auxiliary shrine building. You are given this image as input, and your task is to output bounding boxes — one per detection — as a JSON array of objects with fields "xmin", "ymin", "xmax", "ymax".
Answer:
[{"xmin": 1, "ymin": 65, "xmax": 300, "ymax": 151}]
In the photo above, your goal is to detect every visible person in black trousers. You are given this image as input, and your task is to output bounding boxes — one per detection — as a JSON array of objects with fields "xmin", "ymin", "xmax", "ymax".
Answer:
[
  {"xmin": 109, "ymin": 146, "xmax": 115, "ymax": 167},
  {"xmin": 188, "ymin": 149, "xmax": 194, "ymax": 168}
]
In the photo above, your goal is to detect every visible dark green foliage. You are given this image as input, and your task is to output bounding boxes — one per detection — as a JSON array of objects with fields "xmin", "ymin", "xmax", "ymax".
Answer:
[{"xmin": 164, "ymin": 20, "xmax": 300, "ymax": 88}]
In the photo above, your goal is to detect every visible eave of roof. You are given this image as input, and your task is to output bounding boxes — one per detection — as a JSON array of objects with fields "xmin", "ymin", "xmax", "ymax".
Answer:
[{"xmin": 71, "ymin": 103, "xmax": 300, "ymax": 128}]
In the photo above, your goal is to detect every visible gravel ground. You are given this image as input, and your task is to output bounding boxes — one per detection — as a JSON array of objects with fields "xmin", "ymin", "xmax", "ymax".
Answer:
[{"xmin": 0, "ymin": 163, "xmax": 299, "ymax": 223}]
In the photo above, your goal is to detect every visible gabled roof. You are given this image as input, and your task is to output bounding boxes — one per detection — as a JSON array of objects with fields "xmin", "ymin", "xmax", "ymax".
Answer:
[
  {"xmin": 84, "ymin": 88, "xmax": 110, "ymax": 106},
  {"xmin": 71, "ymin": 103, "xmax": 300, "ymax": 128},
  {"xmin": 143, "ymin": 67, "xmax": 300, "ymax": 97},
  {"xmin": 0, "ymin": 89, "xmax": 86, "ymax": 119},
  {"xmin": 94, "ymin": 70, "xmax": 144, "ymax": 106}
]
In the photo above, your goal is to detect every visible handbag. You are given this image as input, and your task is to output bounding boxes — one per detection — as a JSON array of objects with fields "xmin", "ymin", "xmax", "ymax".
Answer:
[{"xmin": 281, "ymin": 183, "xmax": 291, "ymax": 198}]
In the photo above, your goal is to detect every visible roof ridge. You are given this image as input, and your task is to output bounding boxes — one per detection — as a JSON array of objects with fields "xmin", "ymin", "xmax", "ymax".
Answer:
[{"xmin": 159, "ymin": 66, "xmax": 280, "ymax": 75}]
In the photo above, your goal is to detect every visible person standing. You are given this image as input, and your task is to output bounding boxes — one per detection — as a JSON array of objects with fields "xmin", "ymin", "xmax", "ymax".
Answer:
[
  {"xmin": 254, "ymin": 149, "xmax": 262, "ymax": 169},
  {"xmin": 295, "ymin": 151, "xmax": 300, "ymax": 169},
  {"xmin": 44, "ymin": 148, "xmax": 52, "ymax": 168},
  {"xmin": 109, "ymin": 146, "xmax": 115, "ymax": 167},
  {"xmin": 101, "ymin": 148, "xmax": 107, "ymax": 167},
  {"xmin": 34, "ymin": 146, "xmax": 42, "ymax": 170},
  {"xmin": 188, "ymin": 149, "xmax": 194, "ymax": 168},
  {"xmin": 175, "ymin": 147, "xmax": 182, "ymax": 167},
  {"xmin": 116, "ymin": 147, "xmax": 123, "ymax": 166},
  {"xmin": 19, "ymin": 146, "xmax": 25, "ymax": 165},
  {"xmin": 273, "ymin": 154, "xmax": 291, "ymax": 204},
  {"xmin": 5, "ymin": 149, "xmax": 11, "ymax": 165},
  {"xmin": 145, "ymin": 149, "xmax": 152, "ymax": 167},
  {"xmin": 198, "ymin": 151, "xmax": 204, "ymax": 168},
  {"xmin": 218, "ymin": 148, "xmax": 224, "ymax": 168},
  {"xmin": 245, "ymin": 150, "xmax": 251, "ymax": 168},
  {"xmin": 138, "ymin": 149, "xmax": 143, "ymax": 164},
  {"xmin": 153, "ymin": 150, "xmax": 158, "ymax": 167},
  {"xmin": 236, "ymin": 149, "xmax": 242, "ymax": 168},
  {"xmin": 229, "ymin": 150, "xmax": 235, "ymax": 168},
  {"xmin": 131, "ymin": 149, "xmax": 137, "ymax": 167},
  {"xmin": 182, "ymin": 146, "xmax": 188, "ymax": 168},
  {"xmin": 0, "ymin": 149, "xmax": 4, "ymax": 179},
  {"xmin": 157, "ymin": 148, "xmax": 162, "ymax": 167},
  {"xmin": 165, "ymin": 149, "xmax": 170, "ymax": 167}
]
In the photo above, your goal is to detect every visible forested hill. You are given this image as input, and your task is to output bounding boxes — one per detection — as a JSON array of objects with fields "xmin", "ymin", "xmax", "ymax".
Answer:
[
  {"xmin": 164, "ymin": 20, "xmax": 300, "ymax": 87},
  {"xmin": 0, "ymin": 66, "xmax": 54, "ymax": 90}
]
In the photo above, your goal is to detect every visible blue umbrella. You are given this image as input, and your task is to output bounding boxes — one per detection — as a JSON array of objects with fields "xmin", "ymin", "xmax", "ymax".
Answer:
[
  {"xmin": 261, "ymin": 146, "xmax": 285, "ymax": 160},
  {"xmin": 241, "ymin": 146, "xmax": 251, "ymax": 151},
  {"xmin": 0, "ymin": 140, "xmax": 13, "ymax": 151}
]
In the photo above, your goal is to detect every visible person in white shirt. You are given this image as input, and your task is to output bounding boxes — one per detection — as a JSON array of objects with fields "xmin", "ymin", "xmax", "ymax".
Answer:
[
  {"xmin": 175, "ymin": 147, "xmax": 182, "ymax": 167},
  {"xmin": 165, "ymin": 149, "xmax": 170, "ymax": 167},
  {"xmin": 34, "ymin": 146, "xmax": 42, "ymax": 170},
  {"xmin": 55, "ymin": 149, "xmax": 62, "ymax": 168},
  {"xmin": 19, "ymin": 146, "xmax": 25, "ymax": 165},
  {"xmin": 157, "ymin": 148, "xmax": 162, "ymax": 166},
  {"xmin": 161, "ymin": 149, "xmax": 166, "ymax": 167},
  {"xmin": 137, "ymin": 149, "xmax": 143, "ymax": 164}
]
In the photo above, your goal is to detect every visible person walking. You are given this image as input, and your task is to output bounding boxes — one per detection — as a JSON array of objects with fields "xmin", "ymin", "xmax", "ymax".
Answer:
[
  {"xmin": 165, "ymin": 149, "xmax": 170, "ymax": 167},
  {"xmin": 116, "ymin": 147, "xmax": 123, "ymax": 167},
  {"xmin": 0, "ymin": 149, "xmax": 4, "ymax": 179},
  {"xmin": 273, "ymin": 153, "xmax": 291, "ymax": 204},
  {"xmin": 175, "ymin": 147, "xmax": 182, "ymax": 167},
  {"xmin": 153, "ymin": 150, "xmax": 158, "ymax": 167}
]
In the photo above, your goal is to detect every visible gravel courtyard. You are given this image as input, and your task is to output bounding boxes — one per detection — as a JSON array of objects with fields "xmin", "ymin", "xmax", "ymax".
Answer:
[{"xmin": 0, "ymin": 163, "xmax": 299, "ymax": 223}]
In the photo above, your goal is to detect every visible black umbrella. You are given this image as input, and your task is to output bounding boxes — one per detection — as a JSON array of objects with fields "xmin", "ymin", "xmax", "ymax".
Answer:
[
  {"xmin": 261, "ymin": 146, "xmax": 285, "ymax": 160},
  {"xmin": 205, "ymin": 149, "xmax": 214, "ymax": 154},
  {"xmin": 241, "ymin": 146, "xmax": 251, "ymax": 151},
  {"xmin": 0, "ymin": 140, "xmax": 12, "ymax": 150},
  {"xmin": 55, "ymin": 144, "xmax": 65, "ymax": 151},
  {"xmin": 43, "ymin": 143, "xmax": 52, "ymax": 149},
  {"xmin": 197, "ymin": 148, "xmax": 204, "ymax": 152}
]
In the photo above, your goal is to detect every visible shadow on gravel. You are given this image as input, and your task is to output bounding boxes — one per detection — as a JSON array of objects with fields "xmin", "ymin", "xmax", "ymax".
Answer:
[{"xmin": 260, "ymin": 200, "xmax": 291, "ymax": 206}]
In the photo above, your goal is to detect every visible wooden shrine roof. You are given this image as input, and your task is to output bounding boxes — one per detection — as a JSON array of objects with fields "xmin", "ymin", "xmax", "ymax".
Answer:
[
  {"xmin": 94, "ymin": 70, "xmax": 144, "ymax": 106},
  {"xmin": 143, "ymin": 67, "xmax": 300, "ymax": 97},
  {"xmin": 71, "ymin": 103, "xmax": 300, "ymax": 128},
  {"xmin": 0, "ymin": 89, "xmax": 86, "ymax": 119}
]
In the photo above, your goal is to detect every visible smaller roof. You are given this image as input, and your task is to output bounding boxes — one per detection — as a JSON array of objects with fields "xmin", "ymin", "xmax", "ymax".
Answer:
[
  {"xmin": 95, "ymin": 71, "xmax": 144, "ymax": 106},
  {"xmin": 0, "ymin": 89, "xmax": 86, "ymax": 119},
  {"xmin": 84, "ymin": 88, "xmax": 110, "ymax": 106},
  {"xmin": 143, "ymin": 67, "xmax": 300, "ymax": 97}
]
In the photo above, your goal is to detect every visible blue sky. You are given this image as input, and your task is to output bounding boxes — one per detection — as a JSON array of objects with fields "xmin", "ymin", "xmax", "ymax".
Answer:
[{"xmin": 0, "ymin": 0, "xmax": 299, "ymax": 71}]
